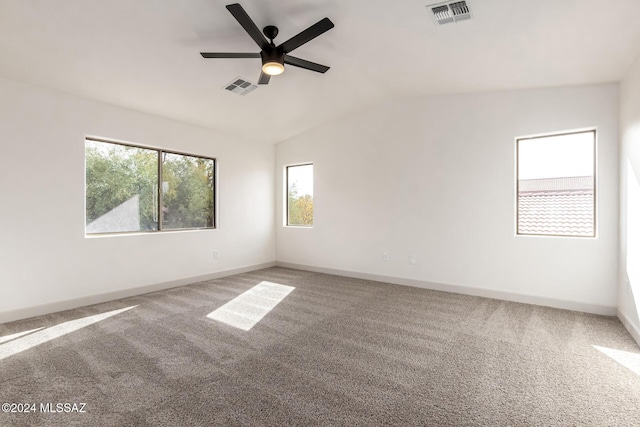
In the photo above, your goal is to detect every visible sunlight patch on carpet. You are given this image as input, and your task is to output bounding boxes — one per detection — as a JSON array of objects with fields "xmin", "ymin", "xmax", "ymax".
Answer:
[
  {"xmin": 593, "ymin": 345, "xmax": 640, "ymax": 376},
  {"xmin": 207, "ymin": 281, "xmax": 294, "ymax": 331},
  {"xmin": 0, "ymin": 306, "xmax": 137, "ymax": 361},
  {"xmin": 0, "ymin": 327, "xmax": 44, "ymax": 344}
]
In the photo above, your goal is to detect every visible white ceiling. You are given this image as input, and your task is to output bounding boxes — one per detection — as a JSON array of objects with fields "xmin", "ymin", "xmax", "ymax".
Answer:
[{"xmin": 1, "ymin": 0, "xmax": 640, "ymax": 144}]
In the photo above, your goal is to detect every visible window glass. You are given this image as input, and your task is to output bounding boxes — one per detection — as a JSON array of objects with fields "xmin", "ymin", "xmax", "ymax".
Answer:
[
  {"xmin": 85, "ymin": 139, "xmax": 215, "ymax": 234},
  {"xmin": 287, "ymin": 164, "xmax": 313, "ymax": 227},
  {"xmin": 517, "ymin": 130, "xmax": 595, "ymax": 237},
  {"xmin": 162, "ymin": 152, "xmax": 214, "ymax": 230},
  {"xmin": 85, "ymin": 140, "xmax": 158, "ymax": 233}
]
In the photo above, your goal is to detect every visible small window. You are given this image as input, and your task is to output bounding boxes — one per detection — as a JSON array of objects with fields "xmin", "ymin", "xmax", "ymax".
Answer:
[
  {"xmin": 286, "ymin": 164, "xmax": 313, "ymax": 227},
  {"xmin": 516, "ymin": 130, "xmax": 595, "ymax": 237},
  {"xmin": 85, "ymin": 138, "xmax": 215, "ymax": 234}
]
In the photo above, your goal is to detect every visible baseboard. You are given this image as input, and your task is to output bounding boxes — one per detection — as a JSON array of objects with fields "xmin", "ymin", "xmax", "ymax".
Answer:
[
  {"xmin": 0, "ymin": 262, "xmax": 276, "ymax": 324},
  {"xmin": 276, "ymin": 261, "xmax": 617, "ymax": 316},
  {"xmin": 3, "ymin": 260, "xmax": 619, "ymax": 325},
  {"xmin": 617, "ymin": 309, "xmax": 640, "ymax": 348}
]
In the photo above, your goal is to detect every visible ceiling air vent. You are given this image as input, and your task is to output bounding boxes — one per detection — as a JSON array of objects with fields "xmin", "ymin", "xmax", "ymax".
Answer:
[
  {"xmin": 427, "ymin": 1, "xmax": 472, "ymax": 25},
  {"xmin": 223, "ymin": 78, "xmax": 257, "ymax": 96}
]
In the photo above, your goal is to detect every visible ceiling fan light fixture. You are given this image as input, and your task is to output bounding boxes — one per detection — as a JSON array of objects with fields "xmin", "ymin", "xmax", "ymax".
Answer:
[{"xmin": 262, "ymin": 61, "xmax": 285, "ymax": 76}]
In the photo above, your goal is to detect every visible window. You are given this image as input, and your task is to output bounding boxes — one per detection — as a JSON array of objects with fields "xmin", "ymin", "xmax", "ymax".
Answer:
[
  {"xmin": 161, "ymin": 152, "xmax": 215, "ymax": 230},
  {"xmin": 85, "ymin": 138, "xmax": 215, "ymax": 234},
  {"xmin": 516, "ymin": 130, "xmax": 595, "ymax": 237},
  {"xmin": 286, "ymin": 164, "xmax": 313, "ymax": 227}
]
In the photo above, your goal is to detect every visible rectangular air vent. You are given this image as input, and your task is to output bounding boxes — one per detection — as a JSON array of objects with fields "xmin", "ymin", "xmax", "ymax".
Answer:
[
  {"xmin": 223, "ymin": 78, "xmax": 257, "ymax": 96},
  {"xmin": 427, "ymin": 0, "xmax": 471, "ymax": 25}
]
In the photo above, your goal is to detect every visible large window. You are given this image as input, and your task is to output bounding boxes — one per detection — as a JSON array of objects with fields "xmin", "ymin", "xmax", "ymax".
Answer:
[
  {"xmin": 286, "ymin": 164, "xmax": 313, "ymax": 227},
  {"xmin": 85, "ymin": 138, "xmax": 215, "ymax": 234},
  {"xmin": 516, "ymin": 130, "xmax": 595, "ymax": 237}
]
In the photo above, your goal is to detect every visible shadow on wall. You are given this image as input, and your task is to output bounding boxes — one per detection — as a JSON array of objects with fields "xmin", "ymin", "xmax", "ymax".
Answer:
[
  {"xmin": 626, "ymin": 161, "xmax": 640, "ymax": 321},
  {"xmin": 593, "ymin": 168, "xmax": 640, "ymax": 365}
]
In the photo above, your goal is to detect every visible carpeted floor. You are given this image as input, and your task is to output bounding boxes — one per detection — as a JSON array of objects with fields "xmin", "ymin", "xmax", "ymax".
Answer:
[{"xmin": 1, "ymin": 267, "xmax": 639, "ymax": 426}]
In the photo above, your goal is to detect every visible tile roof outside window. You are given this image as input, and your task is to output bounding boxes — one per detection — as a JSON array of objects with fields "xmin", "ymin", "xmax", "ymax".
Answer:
[{"xmin": 518, "ymin": 176, "xmax": 594, "ymax": 236}]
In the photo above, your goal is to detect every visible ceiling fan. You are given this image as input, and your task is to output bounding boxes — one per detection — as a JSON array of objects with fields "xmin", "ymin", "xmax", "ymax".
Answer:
[{"xmin": 200, "ymin": 3, "xmax": 334, "ymax": 85}]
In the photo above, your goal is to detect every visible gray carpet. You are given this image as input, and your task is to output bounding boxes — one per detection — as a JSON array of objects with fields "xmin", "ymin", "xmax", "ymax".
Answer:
[{"xmin": 1, "ymin": 267, "xmax": 639, "ymax": 426}]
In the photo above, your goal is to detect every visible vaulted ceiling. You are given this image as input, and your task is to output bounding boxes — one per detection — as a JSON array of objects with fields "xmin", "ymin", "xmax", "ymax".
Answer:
[{"xmin": 1, "ymin": 0, "xmax": 640, "ymax": 144}]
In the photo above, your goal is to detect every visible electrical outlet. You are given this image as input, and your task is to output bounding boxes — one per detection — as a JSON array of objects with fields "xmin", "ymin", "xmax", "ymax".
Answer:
[
  {"xmin": 409, "ymin": 255, "xmax": 416, "ymax": 265},
  {"xmin": 383, "ymin": 252, "xmax": 389, "ymax": 262},
  {"xmin": 213, "ymin": 250, "xmax": 219, "ymax": 260}
]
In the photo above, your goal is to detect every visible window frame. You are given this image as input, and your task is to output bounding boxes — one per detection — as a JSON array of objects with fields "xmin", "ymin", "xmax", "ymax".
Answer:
[
  {"xmin": 515, "ymin": 129, "xmax": 597, "ymax": 238},
  {"xmin": 85, "ymin": 137, "xmax": 216, "ymax": 235},
  {"xmin": 285, "ymin": 163, "xmax": 314, "ymax": 228}
]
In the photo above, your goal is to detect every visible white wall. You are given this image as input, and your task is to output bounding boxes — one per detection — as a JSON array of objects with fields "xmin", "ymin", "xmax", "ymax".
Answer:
[
  {"xmin": 0, "ymin": 77, "xmax": 275, "ymax": 321},
  {"xmin": 276, "ymin": 84, "xmax": 619, "ymax": 314},
  {"xmin": 0, "ymin": 76, "xmax": 623, "ymax": 322},
  {"xmin": 619, "ymin": 54, "xmax": 640, "ymax": 342}
]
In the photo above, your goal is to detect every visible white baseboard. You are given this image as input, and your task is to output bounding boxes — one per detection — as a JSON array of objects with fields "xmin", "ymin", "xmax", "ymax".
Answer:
[
  {"xmin": 0, "ymin": 262, "xmax": 275, "ymax": 324},
  {"xmin": 3, "ymin": 261, "xmax": 621, "ymax": 325},
  {"xmin": 617, "ymin": 309, "xmax": 640, "ymax": 348},
  {"xmin": 276, "ymin": 261, "xmax": 617, "ymax": 316}
]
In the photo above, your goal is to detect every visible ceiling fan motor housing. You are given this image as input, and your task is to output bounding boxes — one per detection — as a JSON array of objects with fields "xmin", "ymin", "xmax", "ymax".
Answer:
[{"xmin": 261, "ymin": 49, "xmax": 284, "ymax": 67}]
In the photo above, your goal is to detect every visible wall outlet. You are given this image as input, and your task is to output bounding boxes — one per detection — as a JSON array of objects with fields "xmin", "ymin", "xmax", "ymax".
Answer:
[
  {"xmin": 408, "ymin": 255, "xmax": 416, "ymax": 265},
  {"xmin": 213, "ymin": 250, "xmax": 219, "ymax": 260},
  {"xmin": 383, "ymin": 252, "xmax": 389, "ymax": 262}
]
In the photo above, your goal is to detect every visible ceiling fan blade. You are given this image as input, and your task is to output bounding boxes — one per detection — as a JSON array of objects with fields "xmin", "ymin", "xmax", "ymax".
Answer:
[
  {"xmin": 284, "ymin": 55, "xmax": 330, "ymax": 73},
  {"xmin": 258, "ymin": 71, "xmax": 271, "ymax": 85},
  {"xmin": 200, "ymin": 52, "xmax": 261, "ymax": 58},
  {"xmin": 226, "ymin": 3, "xmax": 269, "ymax": 50},
  {"xmin": 277, "ymin": 17, "xmax": 334, "ymax": 54}
]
